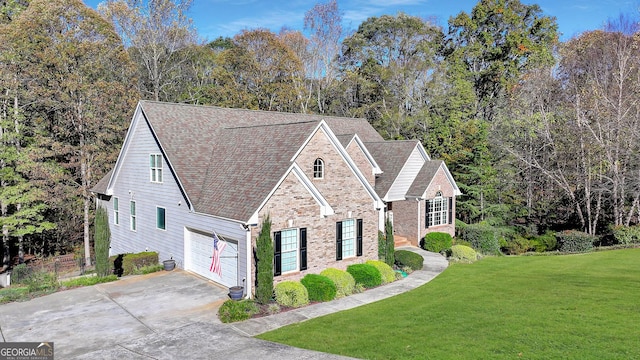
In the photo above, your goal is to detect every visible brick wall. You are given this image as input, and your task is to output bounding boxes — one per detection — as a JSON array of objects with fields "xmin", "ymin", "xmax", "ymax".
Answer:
[{"xmin": 251, "ymin": 127, "xmax": 379, "ymax": 285}]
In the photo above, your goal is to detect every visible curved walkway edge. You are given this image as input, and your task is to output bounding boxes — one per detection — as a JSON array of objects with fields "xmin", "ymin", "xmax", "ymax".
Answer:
[{"xmin": 230, "ymin": 247, "xmax": 448, "ymax": 337}]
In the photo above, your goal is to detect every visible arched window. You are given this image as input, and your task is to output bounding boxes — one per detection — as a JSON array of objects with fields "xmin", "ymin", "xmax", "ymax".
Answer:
[
  {"xmin": 426, "ymin": 191, "xmax": 450, "ymax": 228},
  {"xmin": 313, "ymin": 158, "xmax": 324, "ymax": 179}
]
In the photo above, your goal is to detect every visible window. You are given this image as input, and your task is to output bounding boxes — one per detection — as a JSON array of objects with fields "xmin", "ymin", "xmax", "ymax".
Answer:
[
  {"xmin": 313, "ymin": 158, "xmax": 324, "ymax": 179},
  {"xmin": 156, "ymin": 207, "xmax": 166, "ymax": 230},
  {"xmin": 150, "ymin": 154, "xmax": 163, "ymax": 183},
  {"xmin": 130, "ymin": 201, "xmax": 136, "ymax": 231},
  {"xmin": 336, "ymin": 219, "xmax": 363, "ymax": 260},
  {"xmin": 113, "ymin": 197, "xmax": 119, "ymax": 225},
  {"xmin": 274, "ymin": 228, "xmax": 307, "ymax": 276},
  {"xmin": 426, "ymin": 191, "xmax": 451, "ymax": 228}
]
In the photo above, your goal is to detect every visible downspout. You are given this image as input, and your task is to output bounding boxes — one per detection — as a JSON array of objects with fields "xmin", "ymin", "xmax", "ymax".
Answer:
[
  {"xmin": 244, "ymin": 225, "xmax": 252, "ymax": 299},
  {"xmin": 417, "ymin": 198, "xmax": 421, "ymax": 245}
]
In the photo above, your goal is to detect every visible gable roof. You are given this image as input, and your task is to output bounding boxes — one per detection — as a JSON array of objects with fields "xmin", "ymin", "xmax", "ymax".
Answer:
[
  {"xmin": 366, "ymin": 140, "xmax": 423, "ymax": 198},
  {"xmin": 407, "ymin": 160, "xmax": 462, "ymax": 198},
  {"xmin": 97, "ymin": 101, "xmax": 384, "ymax": 222}
]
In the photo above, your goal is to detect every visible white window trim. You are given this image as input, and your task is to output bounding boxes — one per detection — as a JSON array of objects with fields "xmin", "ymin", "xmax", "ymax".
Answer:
[
  {"xmin": 428, "ymin": 192, "xmax": 448, "ymax": 227},
  {"xmin": 113, "ymin": 197, "xmax": 119, "ymax": 226},
  {"xmin": 150, "ymin": 154, "xmax": 163, "ymax": 183},
  {"xmin": 130, "ymin": 200, "xmax": 137, "ymax": 231},
  {"xmin": 313, "ymin": 158, "xmax": 324, "ymax": 179},
  {"xmin": 156, "ymin": 206, "xmax": 166, "ymax": 231},
  {"xmin": 342, "ymin": 219, "xmax": 355, "ymax": 258},
  {"xmin": 280, "ymin": 228, "xmax": 299, "ymax": 274}
]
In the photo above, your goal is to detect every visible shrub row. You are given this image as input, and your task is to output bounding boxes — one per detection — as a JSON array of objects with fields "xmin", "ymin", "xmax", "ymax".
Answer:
[
  {"xmin": 457, "ymin": 223, "xmax": 500, "ymax": 255},
  {"xmin": 109, "ymin": 251, "xmax": 159, "ymax": 276},
  {"xmin": 556, "ymin": 230, "xmax": 596, "ymax": 253}
]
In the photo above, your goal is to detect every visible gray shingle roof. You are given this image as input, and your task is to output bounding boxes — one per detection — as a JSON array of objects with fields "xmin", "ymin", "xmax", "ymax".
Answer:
[
  {"xmin": 135, "ymin": 101, "xmax": 386, "ymax": 221},
  {"xmin": 366, "ymin": 140, "xmax": 420, "ymax": 198},
  {"xmin": 407, "ymin": 160, "xmax": 444, "ymax": 198}
]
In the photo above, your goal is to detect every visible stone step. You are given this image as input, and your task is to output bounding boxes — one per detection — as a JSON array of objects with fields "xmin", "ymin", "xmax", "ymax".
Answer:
[{"xmin": 394, "ymin": 235, "xmax": 412, "ymax": 248}]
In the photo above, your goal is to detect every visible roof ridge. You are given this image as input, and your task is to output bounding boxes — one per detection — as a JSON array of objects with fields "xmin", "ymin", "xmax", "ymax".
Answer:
[{"xmin": 223, "ymin": 120, "xmax": 319, "ymax": 130}]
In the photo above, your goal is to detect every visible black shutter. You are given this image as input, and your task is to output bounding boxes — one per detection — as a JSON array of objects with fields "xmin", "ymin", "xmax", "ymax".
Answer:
[
  {"xmin": 299, "ymin": 228, "xmax": 307, "ymax": 270},
  {"xmin": 425, "ymin": 200, "xmax": 432, "ymax": 228},
  {"xmin": 356, "ymin": 219, "xmax": 363, "ymax": 257},
  {"xmin": 448, "ymin": 198, "xmax": 453, "ymax": 225},
  {"xmin": 336, "ymin": 222, "xmax": 343, "ymax": 260},
  {"xmin": 274, "ymin": 231, "xmax": 282, "ymax": 276}
]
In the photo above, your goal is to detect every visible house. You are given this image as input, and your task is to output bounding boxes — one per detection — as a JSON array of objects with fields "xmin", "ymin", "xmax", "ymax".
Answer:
[{"xmin": 91, "ymin": 101, "xmax": 460, "ymax": 296}]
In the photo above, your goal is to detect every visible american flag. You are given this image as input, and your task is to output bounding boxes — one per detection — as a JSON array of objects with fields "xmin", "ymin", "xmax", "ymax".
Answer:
[{"xmin": 210, "ymin": 232, "xmax": 226, "ymax": 277}]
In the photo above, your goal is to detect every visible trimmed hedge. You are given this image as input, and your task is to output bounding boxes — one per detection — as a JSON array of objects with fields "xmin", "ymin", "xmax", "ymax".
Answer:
[
  {"xmin": 121, "ymin": 252, "xmax": 159, "ymax": 276},
  {"xmin": 365, "ymin": 260, "xmax": 395, "ymax": 284},
  {"xmin": 612, "ymin": 225, "xmax": 640, "ymax": 245},
  {"xmin": 451, "ymin": 245, "xmax": 477, "ymax": 263},
  {"xmin": 394, "ymin": 250, "xmax": 424, "ymax": 271},
  {"xmin": 274, "ymin": 281, "xmax": 309, "ymax": 308},
  {"xmin": 301, "ymin": 274, "xmax": 337, "ymax": 302},
  {"xmin": 458, "ymin": 224, "xmax": 500, "ymax": 255},
  {"xmin": 556, "ymin": 230, "xmax": 596, "ymax": 253},
  {"xmin": 347, "ymin": 263, "xmax": 382, "ymax": 288},
  {"xmin": 218, "ymin": 299, "xmax": 259, "ymax": 323},
  {"xmin": 320, "ymin": 268, "xmax": 356, "ymax": 298},
  {"xmin": 421, "ymin": 232, "xmax": 453, "ymax": 253}
]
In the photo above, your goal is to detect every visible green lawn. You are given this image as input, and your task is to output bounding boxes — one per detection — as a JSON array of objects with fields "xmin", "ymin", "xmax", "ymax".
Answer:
[{"xmin": 257, "ymin": 249, "xmax": 640, "ymax": 359}]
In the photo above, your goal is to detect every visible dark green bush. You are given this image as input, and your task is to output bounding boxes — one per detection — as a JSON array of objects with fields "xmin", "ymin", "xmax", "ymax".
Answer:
[
  {"xmin": 365, "ymin": 260, "xmax": 395, "ymax": 284},
  {"xmin": 421, "ymin": 232, "xmax": 453, "ymax": 253},
  {"xmin": 611, "ymin": 225, "xmax": 640, "ymax": 245},
  {"xmin": 531, "ymin": 231, "xmax": 557, "ymax": 252},
  {"xmin": 300, "ymin": 274, "xmax": 337, "ymax": 302},
  {"xmin": 218, "ymin": 299, "xmax": 259, "ymax": 323},
  {"xmin": 394, "ymin": 250, "xmax": 424, "ymax": 271},
  {"xmin": 122, "ymin": 251, "xmax": 159, "ymax": 276},
  {"xmin": 458, "ymin": 223, "xmax": 501, "ymax": 255},
  {"xmin": 274, "ymin": 281, "xmax": 309, "ymax": 307},
  {"xmin": 320, "ymin": 268, "xmax": 355, "ymax": 298},
  {"xmin": 556, "ymin": 230, "xmax": 596, "ymax": 253},
  {"xmin": 347, "ymin": 263, "xmax": 382, "ymax": 288}
]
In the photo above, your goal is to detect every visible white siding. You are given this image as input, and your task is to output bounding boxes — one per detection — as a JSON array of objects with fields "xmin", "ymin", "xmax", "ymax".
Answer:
[
  {"xmin": 386, "ymin": 146, "xmax": 425, "ymax": 201},
  {"xmin": 96, "ymin": 113, "xmax": 248, "ymax": 288}
]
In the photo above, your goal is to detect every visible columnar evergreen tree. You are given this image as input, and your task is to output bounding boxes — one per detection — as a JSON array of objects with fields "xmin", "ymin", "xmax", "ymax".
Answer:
[
  {"xmin": 255, "ymin": 215, "xmax": 273, "ymax": 305},
  {"xmin": 94, "ymin": 206, "xmax": 111, "ymax": 277},
  {"xmin": 385, "ymin": 218, "xmax": 394, "ymax": 267}
]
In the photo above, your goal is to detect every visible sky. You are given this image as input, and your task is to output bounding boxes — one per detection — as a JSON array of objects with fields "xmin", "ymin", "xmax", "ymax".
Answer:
[{"xmin": 85, "ymin": 0, "xmax": 638, "ymax": 42}]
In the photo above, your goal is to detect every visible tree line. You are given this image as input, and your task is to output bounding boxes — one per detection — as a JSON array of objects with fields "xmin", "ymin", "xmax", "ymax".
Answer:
[{"xmin": 1, "ymin": 0, "xmax": 638, "ymax": 266}]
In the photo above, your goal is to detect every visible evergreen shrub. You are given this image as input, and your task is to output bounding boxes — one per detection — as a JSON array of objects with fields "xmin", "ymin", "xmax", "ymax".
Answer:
[
  {"xmin": 531, "ymin": 231, "xmax": 557, "ymax": 252},
  {"xmin": 556, "ymin": 230, "xmax": 596, "ymax": 253},
  {"xmin": 301, "ymin": 274, "xmax": 337, "ymax": 302},
  {"xmin": 451, "ymin": 245, "xmax": 477, "ymax": 263},
  {"xmin": 394, "ymin": 250, "xmax": 424, "ymax": 271},
  {"xmin": 365, "ymin": 260, "xmax": 395, "ymax": 284},
  {"xmin": 255, "ymin": 216, "xmax": 274, "ymax": 304},
  {"xmin": 122, "ymin": 252, "xmax": 159, "ymax": 276},
  {"xmin": 347, "ymin": 263, "xmax": 381, "ymax": 288},
  {"xmin": 320, "ymin": 268, "xmax": 356, "ymax": 298},
  {"xmin": 458, "ymin": 223, "xmax": 500, "ymax": 255},
  {"xmin": 274, "ymin": 281, "xmax": 309, "ymax": 308},
  {"xmin": 421, "ymin": 232, "xmax": 453, "ymax": 253},
  {"xmin": 611, "ymin": 225, "xmax": 640, "ymax": 245},
  {"xmin": 218, "ymin": 299, "xmax": 259, "ymax": 323}
]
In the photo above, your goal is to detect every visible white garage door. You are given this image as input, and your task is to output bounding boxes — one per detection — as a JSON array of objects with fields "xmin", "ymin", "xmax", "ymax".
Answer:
[{"xmin": 186, "ymin": 229, "xmax": 238, "ymax": 287}]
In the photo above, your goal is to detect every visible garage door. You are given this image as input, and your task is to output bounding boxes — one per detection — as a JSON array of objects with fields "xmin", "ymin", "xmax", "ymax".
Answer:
[{"xmin": 186, "ymin": 229, "xmax": 238, "ymax": 287}]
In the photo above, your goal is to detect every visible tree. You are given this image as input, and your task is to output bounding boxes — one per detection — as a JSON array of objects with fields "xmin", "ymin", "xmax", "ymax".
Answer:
[
  {"xmin": 385, "ymin": 217, "xmax": 394, "ymax": 267},
  {"xmin": 3, "ymin": 0, "xmax": 138, "ymax": 265},
  {"xmin": 446, "ymin": 0, "xmax": 558, "ymax": 121},
  {"xmin": 94, "ymin": 206, "xmax": 111, "ymax": 277},
  {"xmin": 255, "ymin": 215, "xmax": 273, "ymax": 305},
  {"xmin": 99, "ymin": 0, "xmax": 197, "ymax": 101},
  {"xmin": 304, "ymin": 0, "xmax": 343, "ymax": 113},
  {"xmin": 337, "ymin": 13, "xmax": 443, "ymax": 139}
]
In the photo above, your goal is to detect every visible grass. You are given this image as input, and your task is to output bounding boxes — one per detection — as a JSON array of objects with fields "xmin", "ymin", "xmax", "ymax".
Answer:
[
  {"xmin": 60, "ymin": 274, "xmax": 119, "ymax": 288},
  {"xmin": 258, "ymin": 248, "xmax": 640, "ymax": 359}
]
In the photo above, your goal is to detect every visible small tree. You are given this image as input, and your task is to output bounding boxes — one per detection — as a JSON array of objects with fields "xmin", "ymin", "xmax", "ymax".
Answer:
[
  {"xmin": 385, "ymin": 217, "xmax": 395, "ymax": 267},
  {"xmin": 378, "ymin": 230, "xmax": 386, "ymax": 261},
  {"xmin": 255, "ymin": 215, "xmax": 273, "ymax": 304},
  {"xmin": 94, "ymin": 206, "xmax": 111, "ymax": 277}
]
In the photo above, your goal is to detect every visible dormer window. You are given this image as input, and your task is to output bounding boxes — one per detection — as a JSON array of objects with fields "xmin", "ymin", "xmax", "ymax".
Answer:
[{"xmin": 313, "ymin": 158, "xmax": 324, "ymax": 179}]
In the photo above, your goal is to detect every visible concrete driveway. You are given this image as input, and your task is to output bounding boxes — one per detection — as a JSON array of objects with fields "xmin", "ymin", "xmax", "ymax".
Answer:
[{"xmin": 0, "ymin": 270, "xmax": 351, "ymax": 359}]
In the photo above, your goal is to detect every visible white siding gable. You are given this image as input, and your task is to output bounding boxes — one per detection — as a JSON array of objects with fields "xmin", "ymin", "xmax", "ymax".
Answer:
[{"xmin": 386, "ymin": 145, "xmax": 427, "ymax": 201}]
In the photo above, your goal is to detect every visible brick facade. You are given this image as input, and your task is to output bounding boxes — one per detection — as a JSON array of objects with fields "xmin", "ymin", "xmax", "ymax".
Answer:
[
  {"xmin": 391, "ymin": 166, "xmax": 456, "ymax": 245},
  {"xmin": 251, "ymin": 128, "xmax": 379, "ymax": 285}
]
